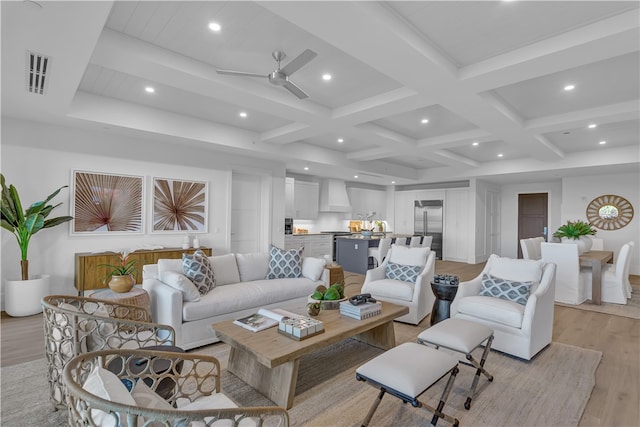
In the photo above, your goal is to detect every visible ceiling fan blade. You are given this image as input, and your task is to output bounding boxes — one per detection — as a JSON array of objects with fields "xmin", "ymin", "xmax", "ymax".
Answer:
[
  {"xmin": 283, "ymin": 80, "xmax": 309, "ymax": 99},
  {"xmin": 280, "ymin": 49, "xmax": 317, "ymax": 76},
  {"xmin": 216, "ymin": 69, "xmax": 265, "ymax": 78}
]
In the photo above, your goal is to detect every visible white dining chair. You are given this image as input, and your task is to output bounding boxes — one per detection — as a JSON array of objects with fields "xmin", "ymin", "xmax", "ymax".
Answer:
[
  {"xmin": 368, "ymin": 238, "xmax": 392, "ymax": 268},
  {"xmin": 584, "ymin": 242, "xmax": 633, "ymax": 305},
  {"xmin": 541, "ymin": 242, "xmax": 589, "ymax": 305},
  {"xmin": 521, "ymin": 237, "xmax": 545, "ymax": 260},
  {"xmin": 421, "ymin": 235, "xmax": 433, "ymax": 248}
]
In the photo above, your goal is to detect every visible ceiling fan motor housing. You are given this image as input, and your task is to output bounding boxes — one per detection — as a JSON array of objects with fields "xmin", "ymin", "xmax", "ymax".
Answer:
[{"xmin": 269, "ymin": 71, "xmax": 288, "ymax": 86}]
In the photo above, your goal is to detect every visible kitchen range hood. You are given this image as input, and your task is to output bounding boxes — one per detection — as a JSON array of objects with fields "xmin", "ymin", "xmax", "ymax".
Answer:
[{"xmin": 319, "ymin": 179, "xmax": 351, "ymax": 212}]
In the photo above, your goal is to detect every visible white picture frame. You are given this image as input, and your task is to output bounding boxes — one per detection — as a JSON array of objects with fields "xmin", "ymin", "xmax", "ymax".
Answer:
[{"xmin": 152, "ymin": 177, "xmax": 208, "ymax": 233}]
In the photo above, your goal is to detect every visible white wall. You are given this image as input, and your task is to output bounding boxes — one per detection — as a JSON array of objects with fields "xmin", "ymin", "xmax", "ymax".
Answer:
[
  {"xmin": 1, "ymin": 118, "xmax": 286, "ymax": 305},
  {"xmin": 561, "ymin": 172, "xmax": 639, "ymax": 275}
]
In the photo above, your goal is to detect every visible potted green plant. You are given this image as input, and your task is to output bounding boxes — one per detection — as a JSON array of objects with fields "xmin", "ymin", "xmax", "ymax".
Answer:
[
  {"xmin": 1, "ymin": 174, "xmax": 73, "ymax": 316},
  {"xmin": 99, "ymin": 252, "xmax": 138, "ymax": 293},
  {"xmin": 553, "ymin": 220, "xmax": 597, "ymax": 254}
]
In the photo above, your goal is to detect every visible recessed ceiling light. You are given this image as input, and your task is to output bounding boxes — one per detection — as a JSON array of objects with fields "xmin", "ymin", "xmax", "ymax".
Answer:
[
  {"xmin": 472, "ymin": 141, "xmax": 479, "ymax": 146},
  {"xmin": 391, "ymin": 181, "xmax": 396, "ymax": 184},
  {"xmin": 304, "ymin": 166, "xmax": 309, "ymax": 171},
  {"xmin": 322, "ymin": 74, "xmax": 332, "ymax": 81},
  {"xmin": 239, "ymin": 111, "xmax": 247, "ymax": 118},
  {"xmin": 588, "ymin": 124, "xmax": 597, "ymax": 129},
  {"xmin": 144, "ymin": 86, "xmax": 155, "ymax": 93},
  {"xmin": 599, "ymin": 140, "xmax": 607, "ymax": 145},
  {"xmin": 354, "ymin": 175, "xmax": 359, "ymax": 179},
  {"xmin": 564, "ymin": 84, "xmax": 575, "ymax": 91},
  {"xmin": 420, "ymin": 118, "xmax": 429, "ymax": 124},
  {"xmin": 208, "ymin": 22, "xmax": 221, "ymax": 32},
  {"xmin": 497, "ymin": 153, "xmax": 504, "ymax": 158},
  {"xmin": 337, "ymin": 138, "xmax": 344, "ymax": 143}
]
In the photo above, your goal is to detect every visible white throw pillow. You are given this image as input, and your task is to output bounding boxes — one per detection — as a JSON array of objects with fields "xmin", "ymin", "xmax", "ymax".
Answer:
[
  {"xmin": 235, "ymin": 252, "xmax": 269, "ymax": 282},
  {"xmin": 301, "ymin": 257, "xmax": 326, "ymax": 282},
  {"xmin": 160, "ymin": 271, "xmax": 201, "ymax": 302},
  {"xmin": 209, "ymin": 253, "xmax": 241, "ymax": 286},
  {"xmin": 177, "ymin": 394, "xmax": 256, "ymax": 427},
  {"xmin": 82, "ymin": 364, "xmax": 137, "ymax": 427},
  {"xmin": 157, "ymin": 258, "xmax": 184, "ymax": 276},
  {"xmin": 132, "ymin": 380, "xmax": 173, "ymax": 410},
  {"xmin": 489, "ymin": 255, "xmax": 543, "ymax": 283},
  {"xmin": 388, "ymin": 245, "xmax": 428, "ymax": 267}
]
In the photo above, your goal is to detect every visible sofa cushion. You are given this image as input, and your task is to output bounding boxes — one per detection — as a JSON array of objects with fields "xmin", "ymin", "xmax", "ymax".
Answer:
[
  {"xmin": 82, "ymin": 364, "xmax": 137, "ymax": 427},
  {"xmin": 302, "ymin": 257, "xmax": 326, "ymax": 282},
  {"xmin": 267, "ymin": 245, "xmax": 303, "ymax": 279},
  {"xmin": 362, "ymin": 278, "xmax": 415, "ymax": 302},
  {"xmin": 480, "ymin": 273, "xmax": 531, "ymax": 305},
  {"xmin": 157, "ymin": 258, "xmax": 183, "ymax": 276},
  {"xmin": 389, "ymin": 245, "xmax": 428, "ymax": 267},
  {"xmin": 182, "ymin": 250, "xmax": 215, "ymax": 295},
  {"xmin": 209, "ymin": 253, "xmax": 240, "ymax": 286},
  {"xmin": 457, "ymin": 295, "xmax": 525, "ymax": 328},
  {"xmin": 235, "ymin": 253, "xmax": 269, "ymax": 282},
  {"xmin": 160, "ymin": 271, "xmax": 201, "ymax": 302},
  {"xmin": 176, "ymin": 393, "xmax": 256, "ymax": 427},
  {"xmin": 182, "ymin": 278, "xmax": 318, "ymax": 322},
  {"xmin": 385, "ymin": 261, "xmax": 422, "ymax": 283}
]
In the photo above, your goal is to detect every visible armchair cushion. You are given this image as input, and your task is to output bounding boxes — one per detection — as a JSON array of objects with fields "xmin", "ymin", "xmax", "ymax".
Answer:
[
  {"xmin": 182, "ymin": 250, "xmax": 215, "ymax": 295},
  {"xmin": 132, "ymin": 380, "xmax": 173, "ymax": 411},
  {"xmin": 489, "ymin": 257, "xmax": 543, "ymax": 284},
  {"xmin": 479, "ymin": 273, "xmax": 532, "ymax": 305},
  {"xmin": 267, "ymin": 245, "xmax": 303, "ymax": 279},
  {"xmin": 235, "ymin": 252, "xmax": 269, "ymax": 282},
  {"xmin": 457, "ymin": 295, "xmax": 525, "ymax": 328},
  {"xmin": 385, "ymin": 261, "xmax": 422, "ymax": 283},
  {"xmin": 361, "ymin": 278, "xmax": 415, "ymax": 302},
  {"xmin": 82, "ymin": 365, "xmax": 137, "ymax": 427},
  {"xmin": 388, "ymin": 245, "xmax": 428, "ymax": 266}
]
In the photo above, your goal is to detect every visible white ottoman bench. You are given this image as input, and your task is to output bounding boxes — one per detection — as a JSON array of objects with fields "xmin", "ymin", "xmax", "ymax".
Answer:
[
  {"xmin": 417, "ymin": 317, "xmax": 494, "ymax": 410},
  {"xmin": 355, "ymin": 342, "xmax": 460, "ymax": 426}
]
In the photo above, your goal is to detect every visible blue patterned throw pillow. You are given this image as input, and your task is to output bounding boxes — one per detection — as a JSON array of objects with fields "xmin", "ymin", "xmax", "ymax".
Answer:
[
  {"xmin": 479, "ymin": 273, "xmax": 531, "ymax": 305},
  {"xmin": 385, "ymin": 261, "xmax": 422, "ymax": 283},
  {"xmin": 267, "ymin": 245, "xmax": 303, "ymax": 279},
  {"xmin": 182, "ymin": 249, "xmax": 215, "ymax": 295}
]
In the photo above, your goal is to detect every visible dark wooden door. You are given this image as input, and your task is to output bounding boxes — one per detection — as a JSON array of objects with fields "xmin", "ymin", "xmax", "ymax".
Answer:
[{"xmin": 518, "ymin": 193, "xmax": 548, "ymax": 258}]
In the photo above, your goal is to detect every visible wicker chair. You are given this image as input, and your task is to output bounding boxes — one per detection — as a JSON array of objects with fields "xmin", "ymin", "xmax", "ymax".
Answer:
[
  {"xmin": 42, "ymin": 295, "xmax": 176, "ymax": 410},
  {"xmin": 63, "ymin": 349, "xmax": 290, "ymax": 427}
]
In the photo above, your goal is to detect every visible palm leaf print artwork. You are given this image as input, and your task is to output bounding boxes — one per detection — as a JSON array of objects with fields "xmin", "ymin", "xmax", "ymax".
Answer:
[
  {"xmin": 153, "ymin": 178, "xmax": 207, "ymax": 231},
  {"xmin": 73, "ymin": 172, "xmax": 143, "ymax": 233}
]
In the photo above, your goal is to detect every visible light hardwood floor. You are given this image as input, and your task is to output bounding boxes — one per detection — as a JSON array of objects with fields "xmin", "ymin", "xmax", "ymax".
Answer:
[{"xmin": 2, "ymin": 261, "xmax": 638, "ymax": 426}]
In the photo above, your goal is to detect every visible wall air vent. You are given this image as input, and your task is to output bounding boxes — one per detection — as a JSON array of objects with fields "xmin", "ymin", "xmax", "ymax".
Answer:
[{"xmin": 26, "ymin": 50, "xmax": 50, "ymax": 95}]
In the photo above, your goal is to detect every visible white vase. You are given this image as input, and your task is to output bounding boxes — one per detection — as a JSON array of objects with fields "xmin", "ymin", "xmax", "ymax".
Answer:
[
  {"xmin": 561, "ymin": 237, "xmax": 589, "ymax": 255},
  {"xmin": 4, "ymin": 274, "xmax": 50, "ymax": 317},
  {"xmin": 581, "ymin": 235, "xmax": 593, "ymax": 253}
]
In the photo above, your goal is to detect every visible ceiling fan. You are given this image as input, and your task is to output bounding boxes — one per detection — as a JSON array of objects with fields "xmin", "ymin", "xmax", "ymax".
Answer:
[{"xmin": 216, "ymin": 49, "xmax": 317, "ymax": 99}]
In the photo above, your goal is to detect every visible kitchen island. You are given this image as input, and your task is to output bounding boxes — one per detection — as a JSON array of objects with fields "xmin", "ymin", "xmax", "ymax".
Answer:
[{"xmin": 336, "ymin": 234, "xmax": 415, "ymax": 275}]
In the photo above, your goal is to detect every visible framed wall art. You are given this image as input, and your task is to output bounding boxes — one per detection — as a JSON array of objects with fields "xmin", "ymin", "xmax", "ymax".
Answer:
[
  {"xmin": 152, "ymin": 177, "xmax": 208, "ymax": 232},
  {"xmin": 71, "ymin": 170, "xmax": 144, "ymax": 235}
]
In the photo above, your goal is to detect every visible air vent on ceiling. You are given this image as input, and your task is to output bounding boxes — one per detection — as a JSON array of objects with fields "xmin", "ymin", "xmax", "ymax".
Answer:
[{"xmin": 26, "ymin": 50, "xmax": 50, "ymax": 95}]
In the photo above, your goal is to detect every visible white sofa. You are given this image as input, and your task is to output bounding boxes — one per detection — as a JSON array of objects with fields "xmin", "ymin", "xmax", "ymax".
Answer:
[{"xmin": 143, "ymin": 252, "xmax": 328, "ymax": 350}]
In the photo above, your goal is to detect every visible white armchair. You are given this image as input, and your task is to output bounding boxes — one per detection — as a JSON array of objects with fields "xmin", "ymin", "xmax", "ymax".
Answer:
[
  {"xmin": 450, "ymin": 254, "xmax": 556, "ymax": 360},
  {"xmin": 361, "ymin": 245, "xmax": 436, "ymax": 325}
]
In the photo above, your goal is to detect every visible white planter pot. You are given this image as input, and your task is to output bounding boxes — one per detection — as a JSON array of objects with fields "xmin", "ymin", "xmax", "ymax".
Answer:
[
  {"xmin": 4, "ymin": 274, "xmax": 50, "ymax": 317},
  {"xmin": 560, "ymin": 237, "xmax": 590, "ymax": 255}
]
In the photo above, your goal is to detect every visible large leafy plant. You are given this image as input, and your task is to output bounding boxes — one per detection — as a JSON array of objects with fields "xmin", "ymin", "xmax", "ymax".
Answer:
[
  {"xmin": 1, "ymin": 174, "xmax": 73, "ymax": 280},
  {"xmin": 553, "ymin": 220, "xmax": 596, "ymax": 240}
]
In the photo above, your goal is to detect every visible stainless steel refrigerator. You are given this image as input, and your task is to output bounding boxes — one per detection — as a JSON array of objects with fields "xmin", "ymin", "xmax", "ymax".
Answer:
[{"xmin": 414, "ymin": 200, "xmax": 443, "ymax": 259}]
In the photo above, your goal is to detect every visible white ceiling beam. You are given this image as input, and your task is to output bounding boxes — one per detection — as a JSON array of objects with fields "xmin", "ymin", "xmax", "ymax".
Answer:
[{"xmin": 525, "ymin": 101, "xmax": 640, "ymax": 133}]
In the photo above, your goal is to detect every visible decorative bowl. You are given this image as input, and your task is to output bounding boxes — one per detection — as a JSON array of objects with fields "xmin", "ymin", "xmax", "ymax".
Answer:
[
  {"xmin": 361, "ymin": 230, "xmax": 373, "ymax": 237},
  {"xmin": 307, "ymin": 295, "xmax": 348, "ymax": 310}
]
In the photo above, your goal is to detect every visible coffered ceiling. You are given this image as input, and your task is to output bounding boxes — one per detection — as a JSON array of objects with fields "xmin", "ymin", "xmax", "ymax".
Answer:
[{"xmin": 2, "ymin": 1, "xmax": 639, "ymax": 185}]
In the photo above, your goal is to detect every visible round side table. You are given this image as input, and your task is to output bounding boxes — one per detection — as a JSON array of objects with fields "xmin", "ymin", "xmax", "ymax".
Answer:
[
  {"xmin": 91, "ymin": 286, "xmax": 150, "ymax": 319},
  {"xmin": 430, "ymin": 282, "xmax": 458, "ymax": 326}
]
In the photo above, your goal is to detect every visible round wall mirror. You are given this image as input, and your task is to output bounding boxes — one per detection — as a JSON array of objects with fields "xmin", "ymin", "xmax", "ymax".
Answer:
[{"xmin": 586, "ymin": 195, "xmax": 634, "ymax": 230}]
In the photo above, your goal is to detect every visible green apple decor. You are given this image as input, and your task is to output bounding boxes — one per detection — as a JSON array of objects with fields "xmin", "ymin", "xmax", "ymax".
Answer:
[{"xmin": 1, "ymin": 174, "xmax": 73, "ymax": 316}]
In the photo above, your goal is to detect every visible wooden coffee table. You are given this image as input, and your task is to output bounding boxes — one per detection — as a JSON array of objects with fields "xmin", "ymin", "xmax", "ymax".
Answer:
[{"xmin": 211, "ymin": 301, "xmax": 408, "ymax": 409}]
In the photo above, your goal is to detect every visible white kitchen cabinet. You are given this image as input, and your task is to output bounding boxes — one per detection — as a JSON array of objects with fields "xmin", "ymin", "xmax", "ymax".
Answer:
[
  {"xmin": 293, "ymin": 180, "xmax": 319, "ymax": 219},
  {"xmin": 443, "ymin": 188, "xmax": 469, "ymax": 262},
  {"xmin": 284, "ymin": 234, "xmax": 332, "ymax": 258},
  {"xmin": 285, "ymin": 177, "xmax": 295, "ymax": 218},
  {"xmin": 348, "ymin": 187, "xmax": 386, "ymax": 220}
]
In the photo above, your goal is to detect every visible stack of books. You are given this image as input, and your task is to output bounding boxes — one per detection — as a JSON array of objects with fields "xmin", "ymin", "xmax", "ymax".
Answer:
[{"xmin": 339, "ymin": 301, "xmax": 382, "ymax": 320}]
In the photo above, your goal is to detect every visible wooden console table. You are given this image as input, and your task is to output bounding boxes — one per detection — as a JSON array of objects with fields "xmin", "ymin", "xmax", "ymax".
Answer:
[{"xmin": 75, "ymin": 247, "xmax": 212, "ymax": 294}]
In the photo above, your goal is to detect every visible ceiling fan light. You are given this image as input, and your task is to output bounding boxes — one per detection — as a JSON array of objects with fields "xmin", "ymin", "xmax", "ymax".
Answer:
[
  {"xmin": 322, "ymin": 74, "xmax": 332, "ymax": 81},
  {"xmin": 208, "ymin": 22, "xmax": 221, "ymax": 32}
]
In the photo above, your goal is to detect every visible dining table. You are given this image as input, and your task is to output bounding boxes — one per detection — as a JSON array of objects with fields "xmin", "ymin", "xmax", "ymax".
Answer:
[{"xmin": 579, "ymin": 250, "xmax": 614, "ymax": 305}]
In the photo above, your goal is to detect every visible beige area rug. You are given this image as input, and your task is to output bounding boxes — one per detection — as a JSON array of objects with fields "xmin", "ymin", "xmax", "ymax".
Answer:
[
  {"xmin": 0, "ymin": 336, "xmax": 601, "ymax": 427},
  {"xmin": 555, "ymin": 284, "xmax": 640, "ymax": 320}
]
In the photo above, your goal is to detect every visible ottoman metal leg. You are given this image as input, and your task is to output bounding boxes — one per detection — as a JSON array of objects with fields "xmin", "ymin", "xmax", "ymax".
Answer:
[
  {"xmin": 464, "ymin": 334, "xmax": 494, "ymax": 409},
  {"xmin": 361, "ymin": 388, "xmax": 386, "ymax": 427}
]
